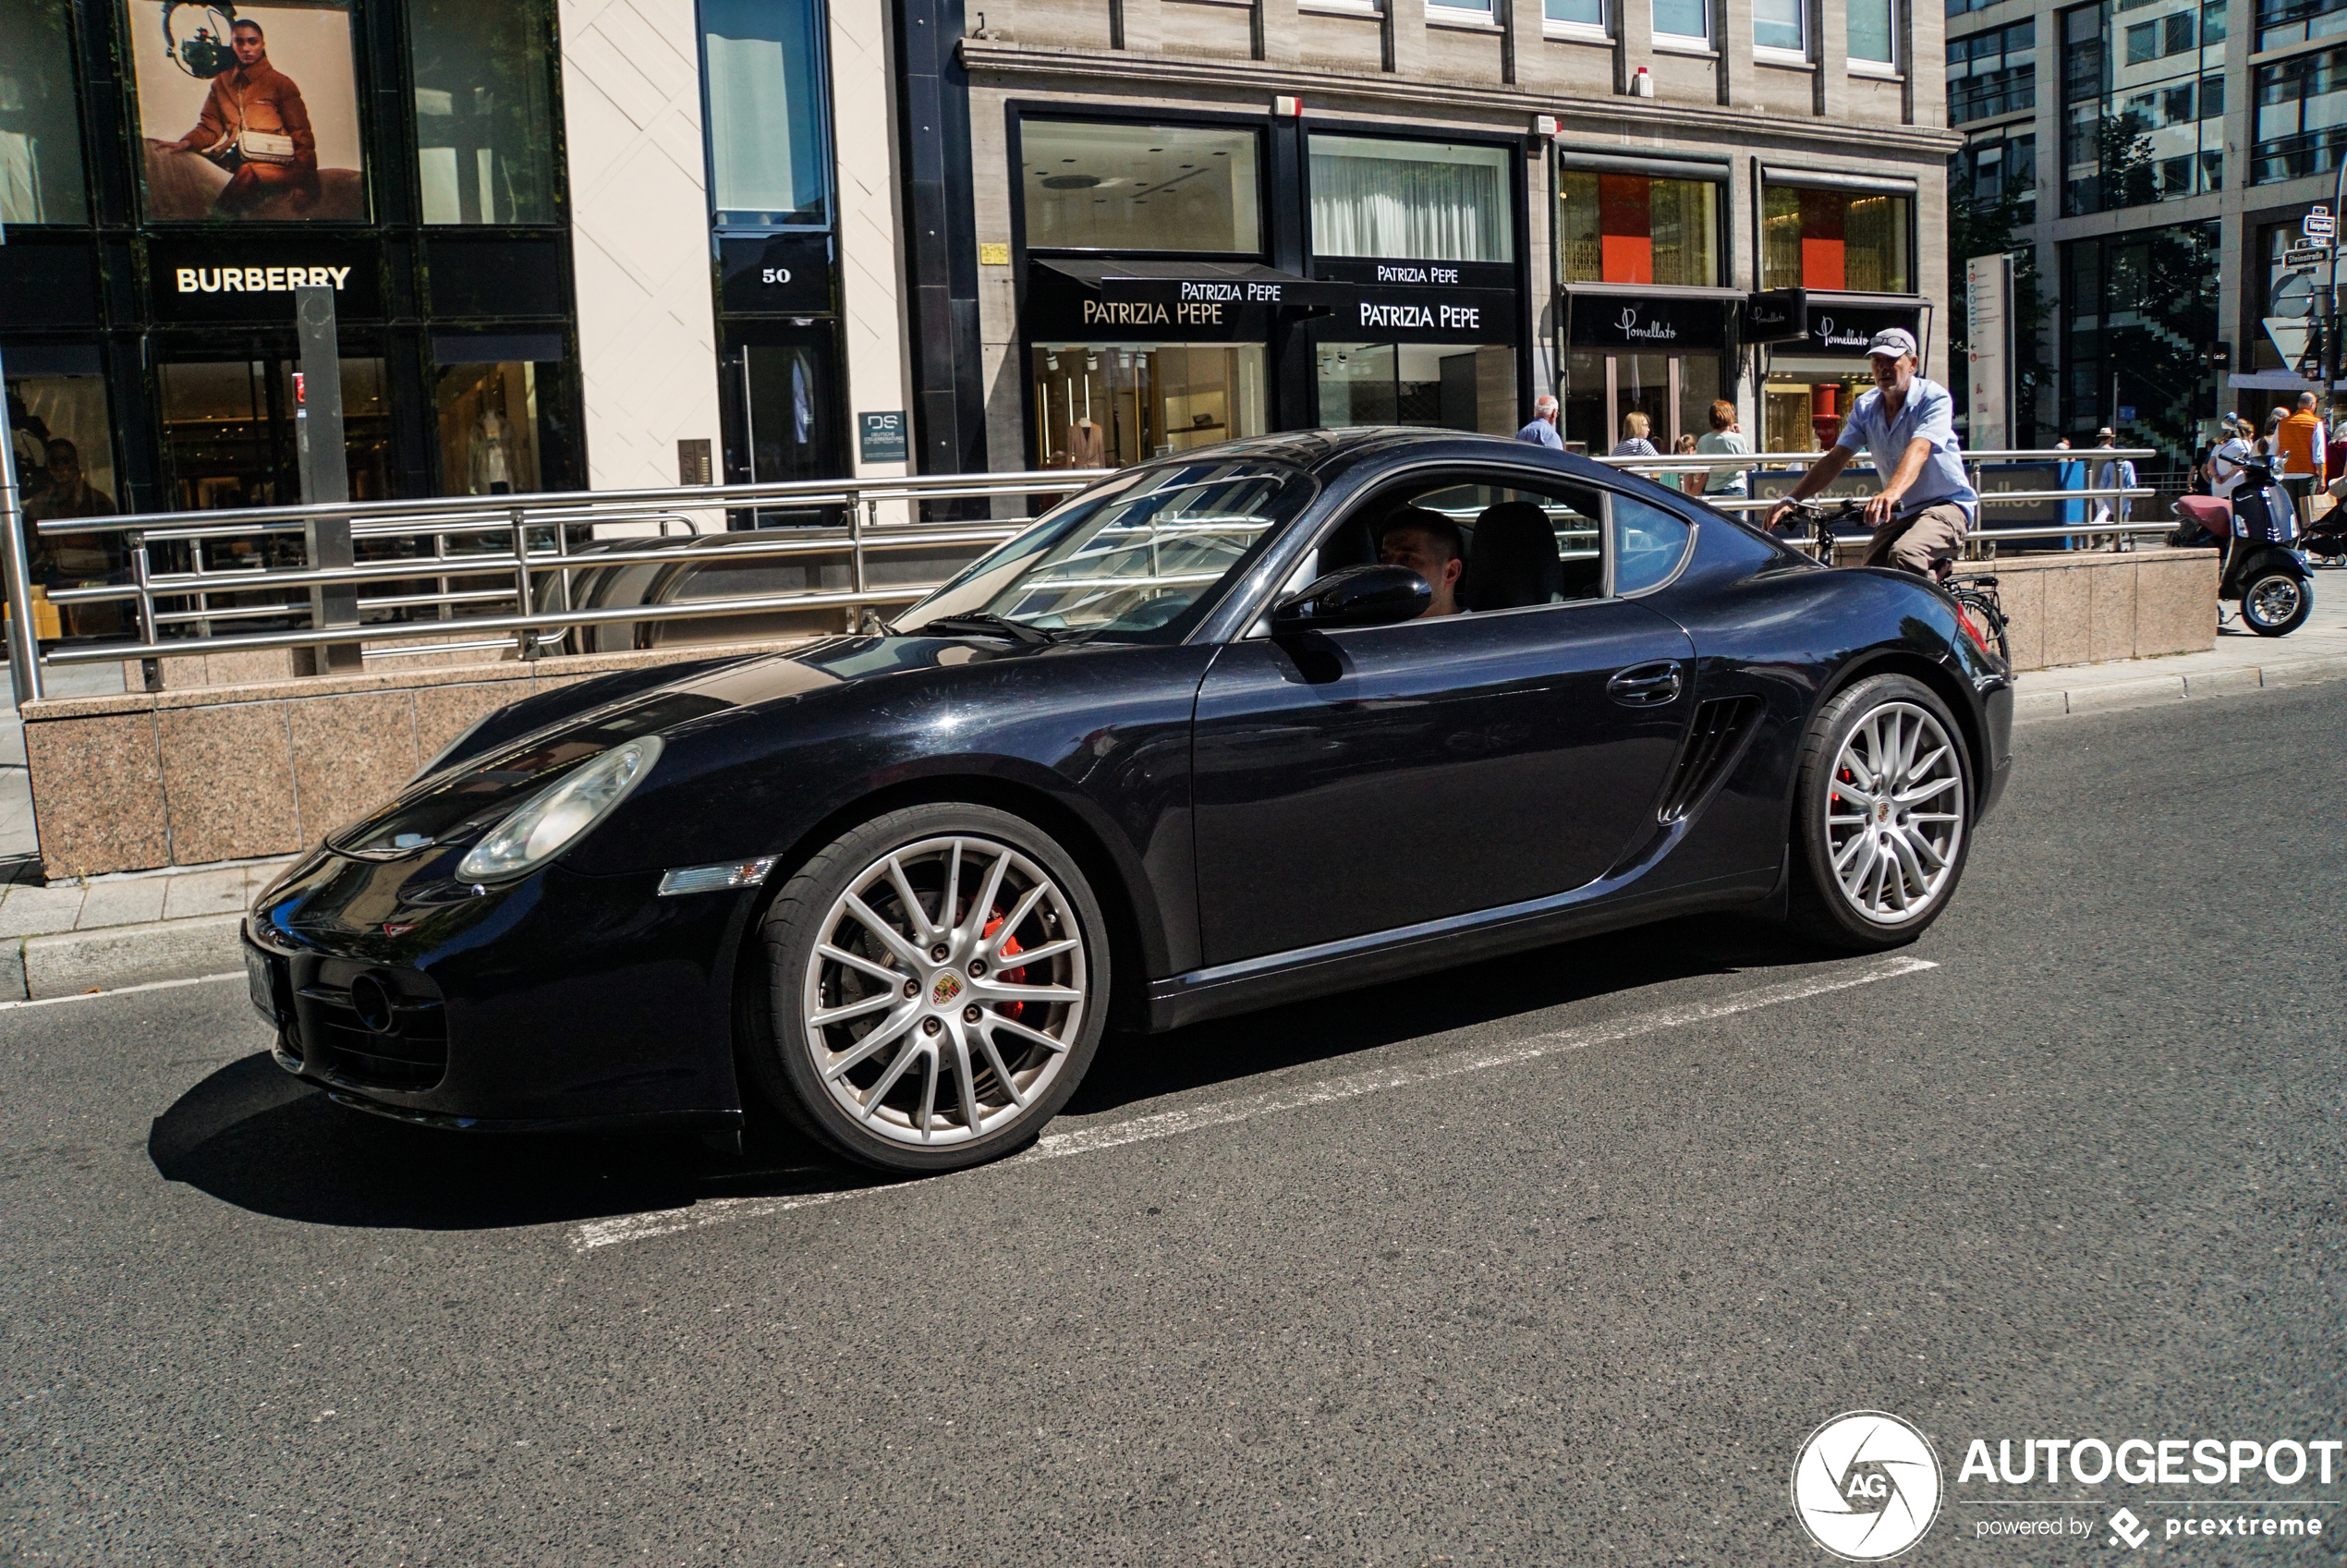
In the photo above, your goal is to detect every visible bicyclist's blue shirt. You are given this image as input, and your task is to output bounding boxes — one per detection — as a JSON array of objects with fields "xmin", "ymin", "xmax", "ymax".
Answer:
[{"xmin": 1833, "ymin": 376, "xmax": 1979, "ymax": 523}]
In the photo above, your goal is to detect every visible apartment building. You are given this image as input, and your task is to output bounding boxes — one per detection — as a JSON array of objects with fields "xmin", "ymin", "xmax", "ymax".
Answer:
[{"xmin": 1950, "ymin": 0, "xmax": 2347, "ymax": 456}]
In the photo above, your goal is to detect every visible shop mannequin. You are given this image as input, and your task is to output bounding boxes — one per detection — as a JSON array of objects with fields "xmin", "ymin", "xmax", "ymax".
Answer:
[
  {"xmin": 469, "ymin": 405, "xmax": 516, "ymax": 494},
  {"xmin": 1064, "ymin": 416, "xmax": 1104, "ymax": 469}
]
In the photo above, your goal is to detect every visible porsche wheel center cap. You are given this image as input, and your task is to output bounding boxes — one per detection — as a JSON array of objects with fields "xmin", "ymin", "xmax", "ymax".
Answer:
[{"xmin": 931, "ymin": 973, "xmax": 964, "ymax": 1005}]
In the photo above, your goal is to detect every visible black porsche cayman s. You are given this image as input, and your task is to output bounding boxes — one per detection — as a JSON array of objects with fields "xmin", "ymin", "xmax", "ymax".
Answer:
[{"xmin": 245, "ymin": 430, "xmax": 2012, "ymax": 1173}]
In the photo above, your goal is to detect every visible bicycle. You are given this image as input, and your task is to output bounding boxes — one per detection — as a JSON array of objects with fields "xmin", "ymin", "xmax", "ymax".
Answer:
[{"xmin": 1780, "ymin": 496, "xmax": 2013, "ymax": 669}]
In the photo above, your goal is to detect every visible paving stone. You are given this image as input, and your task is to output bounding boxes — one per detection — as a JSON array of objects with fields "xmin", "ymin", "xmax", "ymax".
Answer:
[
  {"xmin": 0, "ymin": 884, "xmax": 85, "ymax": 939},
  {"xmin": 161, "ymin": 868, "xmax": 251, "ymax": 921},
  {"xmin": 75, "ymin": 879, "xmax": 168, "ymax": 930}
]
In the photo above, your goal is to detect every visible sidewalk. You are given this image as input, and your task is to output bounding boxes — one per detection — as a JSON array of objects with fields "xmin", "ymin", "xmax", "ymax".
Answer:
[
  {"xmin": 4, "ymin": 579, "xmax": 2345, "ymax": 1002},
  {"xmin": 0, "ymin": 857, "xmax": 292, "ymax": 1002},
  {"xmin": 2013, "ymin": 568, "xmax": 2347, "ymax": 718}
]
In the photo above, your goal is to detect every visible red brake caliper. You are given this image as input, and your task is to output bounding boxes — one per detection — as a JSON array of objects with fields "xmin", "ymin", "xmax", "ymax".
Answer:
[{"xmin": 979, "ymin": 911, "xmax": 1028, "ymax": 1023}]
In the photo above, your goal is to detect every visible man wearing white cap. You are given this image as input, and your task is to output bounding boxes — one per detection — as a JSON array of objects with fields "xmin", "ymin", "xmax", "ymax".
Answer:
[{"xmin": 1765, "ymin": 327, "xmax": 1978, "ymax": 576}]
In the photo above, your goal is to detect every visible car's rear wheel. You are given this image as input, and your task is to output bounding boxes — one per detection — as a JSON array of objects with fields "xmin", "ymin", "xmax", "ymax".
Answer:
[
  {"xmin": 745, "ymin": 804, "xmax": 1111, "ymax": 1173},
  {"xmin": 1784, "ymin": 675, "xmax": 1972, "ymax": 951}
]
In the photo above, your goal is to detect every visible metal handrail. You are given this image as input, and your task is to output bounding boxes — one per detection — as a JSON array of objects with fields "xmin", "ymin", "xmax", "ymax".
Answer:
[
  {"xmin": 5, "ymin": 446, "xmax": 2201, "ymax": 699},
  {"xmin": 14, "ymin": 469, "xmax": 1114, "ymax": 698}
]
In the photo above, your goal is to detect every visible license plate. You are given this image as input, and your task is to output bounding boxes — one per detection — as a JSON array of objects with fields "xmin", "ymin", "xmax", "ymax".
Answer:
[{"xmin": 245, "ymin": 943, "xmax": 281, "ymax": 1026}]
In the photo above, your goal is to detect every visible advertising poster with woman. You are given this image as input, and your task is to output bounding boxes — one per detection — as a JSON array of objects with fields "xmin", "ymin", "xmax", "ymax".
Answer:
[{"xmin": 126, "ymin": 0, "xmax": 367, "ymax": 221}]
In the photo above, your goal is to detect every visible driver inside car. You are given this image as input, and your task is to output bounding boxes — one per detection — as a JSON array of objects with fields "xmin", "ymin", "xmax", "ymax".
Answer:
[{"xmin": 1377, "ymin": 509, "xmax": 1467, "ymax": 618}]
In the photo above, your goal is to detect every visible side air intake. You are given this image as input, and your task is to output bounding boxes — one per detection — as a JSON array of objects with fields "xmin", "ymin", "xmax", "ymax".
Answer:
[{"xmin": 1658, "ymin": 695, "xmax": 1763, "ymax": 823}]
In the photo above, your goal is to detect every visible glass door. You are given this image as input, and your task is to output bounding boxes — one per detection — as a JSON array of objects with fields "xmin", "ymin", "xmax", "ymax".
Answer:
[
  {"xmin": 1560, "ymin": 351, "xmax": 1724, "ymax": 455},
  {"xmin": 720, "ymin": 322, "xmax": 846, "ymax": 527}
]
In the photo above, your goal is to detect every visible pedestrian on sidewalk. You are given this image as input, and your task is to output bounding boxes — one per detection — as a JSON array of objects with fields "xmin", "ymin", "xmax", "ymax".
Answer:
[
  {"xmin": 2277, "ymin": 390, "xmax": 2326, "ymax": 516},
  {"xmin": 1695, "ymin": 399, "xmax": 1751, "ymax": 504},
  {"xmin": 1515, "ymin": 394, "xmax": 1563, "ymax": 449},
  {"xmin": 2092, "ymin": 427, "xmax": 2135, "ymax": 538},
  {"xmin": 1610, "ymin": 412, "xmax": 1660, "ymax": 459}
]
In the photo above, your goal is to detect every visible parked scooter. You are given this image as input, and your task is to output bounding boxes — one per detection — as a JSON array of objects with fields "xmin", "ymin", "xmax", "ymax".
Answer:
[{"xmin": 2171, "ymin": 458, "xmax": 2316, "ymax": 637}]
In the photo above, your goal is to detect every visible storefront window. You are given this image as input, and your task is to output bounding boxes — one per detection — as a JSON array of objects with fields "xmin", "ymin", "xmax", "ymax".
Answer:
[
  {"xmin": 1028, "ymin": 344, "xmax": 1265, "ymax": 468},
  {"xmin": 1762, "ymin": 365, "xmax": 1870, "ymax": 453},
  {"xmin": 0, "ymin": 0, "xmax": 88, "ymax": 224},
  {"xmin": 1560, "ymin": 349, "xmax": 1721, "ymax": 454},
  {"xmin": 9, "ymin": 352, "xmax": 121, "ymax": 631},
  {"xmin": 157, "ymin": 356, "xmax": 390, "ymax": 511},
  {"xmin": 1308, "ymin": 136, "xmax": 1513, "ymax": 263},
  {"xmin": 1317, "ymin": 344, "xmax": 1516, "ymax": 434},
  {"xmin": 1760, "ymin": 186, "xmax": 1911, "ymax": 292},
  {"xmin": 433, "ymin": 361, "xmax": 541, "ymax": 493},
  {"xmin": 699, "ymin": 0, "xmax": 830, "ymax": 227},
  {"xmin": 1557, "ymin": 172, "xmax": 1721, "ymax": 286},
  {"xmin": 126, "ymin": 0, "xmax": 370, "ymax": 223},
  {"xmin": 1020, "ymin": 122, "xmax": 1260, "ymax": 254},
  {"xmin": 408, "ymin": 0, "xmax": 561, "ymax": 225}
]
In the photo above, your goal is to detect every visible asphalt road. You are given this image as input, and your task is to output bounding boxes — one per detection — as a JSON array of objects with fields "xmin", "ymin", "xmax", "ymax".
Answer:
[{"xmin": 5, "ymin": 683, "xmax": 2343, "ymax": 1566}]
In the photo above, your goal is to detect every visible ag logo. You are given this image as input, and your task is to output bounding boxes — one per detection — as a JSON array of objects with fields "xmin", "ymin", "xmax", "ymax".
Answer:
[{"xmin": 1791, "ymin": 1411, "xmax": 1943, "ymax": 1560}]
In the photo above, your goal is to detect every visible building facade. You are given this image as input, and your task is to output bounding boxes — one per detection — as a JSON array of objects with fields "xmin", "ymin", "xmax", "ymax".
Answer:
[
  {"xmin": 935, "ymin": 0, "xmax": 1959, "ymax": 470},
  {"xmin": 3, "ymin": 0, "xmax": 1958, "ymax": 546},
  {"xmin": 1950, "ymin": 0, "xmax": 2347, "ymax": 459}
]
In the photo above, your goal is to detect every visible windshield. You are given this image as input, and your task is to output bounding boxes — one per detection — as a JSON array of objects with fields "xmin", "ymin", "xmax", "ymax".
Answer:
[{"xmin": 893, "ymin": 459, "xmax": 1316, "ymax": 643}]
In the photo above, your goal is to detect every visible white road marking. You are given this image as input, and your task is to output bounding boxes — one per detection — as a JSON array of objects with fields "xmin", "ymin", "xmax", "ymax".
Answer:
[
  {"xmin": 0, "ymin": 972, "xmax": 242, "ymax": 1013},
  {"xmin": 570, "ymin": 954, "xmax": 1938, "ymax": 1254}
]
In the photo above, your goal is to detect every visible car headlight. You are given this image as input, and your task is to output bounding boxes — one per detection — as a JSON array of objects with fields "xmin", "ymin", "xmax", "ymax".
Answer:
[{"xmin": 455, "ymin": 735, "xmax": 663, "ymax": 882}]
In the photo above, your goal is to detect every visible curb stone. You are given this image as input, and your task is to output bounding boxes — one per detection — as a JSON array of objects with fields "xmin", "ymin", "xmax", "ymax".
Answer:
[
  {"xmin": 2013, "ymin": 650, "xmax": 2347, "ymax": 721},
  {"xmin": 14, "ymin": 915, "xmax": 244, "ymax": 1002}
]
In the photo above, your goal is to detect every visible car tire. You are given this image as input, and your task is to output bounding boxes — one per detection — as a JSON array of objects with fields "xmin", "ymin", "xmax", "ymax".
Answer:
[
  {"xmin": 2240, "ymin": 570, "xmax": 2313, "ymax": 637},
  {"xmin": 743, "ymin": 803, "xmax": 1112, "ymax": 1174},
  {"xmin": 1784, "ymin": 674, "xmax": 1973, "ymax": 952}
]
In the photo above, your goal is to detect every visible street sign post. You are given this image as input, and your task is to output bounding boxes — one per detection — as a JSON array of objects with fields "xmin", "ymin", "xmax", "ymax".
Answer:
[{"xmin": 1964, "ymin": 254, "xmax": 2014, "ymax": 451}]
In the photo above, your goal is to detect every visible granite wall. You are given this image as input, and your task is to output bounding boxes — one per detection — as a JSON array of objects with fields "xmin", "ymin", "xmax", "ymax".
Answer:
[
  {"xmin": 25, "ymin": 638, "xmax": 799, "ymax": 881},
  {"xmin": 1987, "ymin": 548, "xmax": 2218, "ymax": 672}
]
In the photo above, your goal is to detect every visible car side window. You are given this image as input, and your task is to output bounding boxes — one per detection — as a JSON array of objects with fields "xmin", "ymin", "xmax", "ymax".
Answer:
[{"xmin": 1609, "ymin": 492, "xmax": 1695, "ymax": 595}]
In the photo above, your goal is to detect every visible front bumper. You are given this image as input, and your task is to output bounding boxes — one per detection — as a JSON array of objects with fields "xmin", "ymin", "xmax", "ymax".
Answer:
[{"xmin": 246, "ymin": 850, "xmax": 756, "ymax": 1132}]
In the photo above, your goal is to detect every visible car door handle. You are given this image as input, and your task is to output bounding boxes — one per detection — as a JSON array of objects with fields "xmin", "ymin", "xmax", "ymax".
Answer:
[{"xmin": 1607, "ymin": 661, "xmax": 1684, "ymax": 707}]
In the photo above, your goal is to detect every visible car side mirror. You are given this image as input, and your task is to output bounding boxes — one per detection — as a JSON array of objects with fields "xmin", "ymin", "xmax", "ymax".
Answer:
[{"xmin": 1271, "ymin": 564, "xmax": 1431, "ymax": 632}]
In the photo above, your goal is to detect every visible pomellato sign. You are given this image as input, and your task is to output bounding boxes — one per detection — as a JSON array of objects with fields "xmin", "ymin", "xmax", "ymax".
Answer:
[{"xmin": 1565, "ymin": 291, "xmax": 1728, "ymax": 350}]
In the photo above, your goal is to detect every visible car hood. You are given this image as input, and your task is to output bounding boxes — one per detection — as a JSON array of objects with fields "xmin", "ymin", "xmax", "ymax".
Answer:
[{"xmin": 328, "ymin": 636, "xmax": 1019, "ymax": 860}]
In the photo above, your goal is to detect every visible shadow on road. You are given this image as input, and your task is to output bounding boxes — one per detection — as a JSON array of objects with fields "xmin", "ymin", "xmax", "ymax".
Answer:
[{"xmin": 149, "ymin": 912, "xmax": 1824, "ymax": 1233}]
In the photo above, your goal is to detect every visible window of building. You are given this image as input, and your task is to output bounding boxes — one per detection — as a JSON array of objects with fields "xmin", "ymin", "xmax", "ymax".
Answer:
[
  {"xmin": 1654, "ymin": 0, "xmax": 1710, "ymax": 45},
  {"xmin": 1949, "ymin": 19, "xmax": 2037, "ymax": 124},
  {"xmin": 1754, "ymin": 0, "xmax": 1806, "ymax": 55},
  {"xmin": 699, "ymin": 0, "xmax": 831, "ymax": 228},
  {"xmin": 2061, "ymin": 0, "xmax": 2223, "ymax": 214},
  {"xmin": 1561, "ymin": 350, "xmax": 1722, "ymax": 456},
  {"xmin": 0, "ymin": 0, "xmax": 88, "ymax": 224},
  {"xmin": 408, "ymin": 0, "xmax": 561, "ymax": 225},
  {"xmin": 1545, "ymin": 0, "xmax": 1608, "ymax": 32},
  {"xmin": 2248, "ymin": 222, "xmax": 2318, "ymax": 371},
  {"xmin": 1850, "ymin": 0, "xmax": 1897, "ymax": 64},
  {"xmin": 1428, "ymin": 0, "xmax": 1494, "ymax": 13},
  {"xmin": 1958, "ymin": 134, "xmax": 2037, "ymax": 220},
  {"xmin": 2256, "ymin": 0, "xmax": 2347, "ymax": 51},
  {"xmin": 1309, "ymin": 136, "xmax": 1513, "ymax": 263},
  {"xmin": 431, "ymin": 348, "xmax": 557, "ymax": 494},
  {"xmin": 1760, "ymin": 186, "xmax": 1912, "ymax": 293},
  {"xmin": 1557, "ymin": 171, "xmax": 1721, "ymax": 286},
  {"xmin": 1021, "ymin": 122, "xmax": 1261, "ymax": 254},
  {"xmin": 1028, "ymin": 344, "xmax": 1266, "ymax": 468},
  {"xmin": 8, "ymin": 348, "xmax": 122, "ymax": 633},
  {"xmin": 2255, "ymin": 45, "xmax": 2347, "ymax": 183},
  {"xmin": 2059, "ymin": 222, "xmax": 2216, "ymax": 458},
  {"xmin": 1318, "ymin": 344, "xmax": 1517, "ymax": 434}
]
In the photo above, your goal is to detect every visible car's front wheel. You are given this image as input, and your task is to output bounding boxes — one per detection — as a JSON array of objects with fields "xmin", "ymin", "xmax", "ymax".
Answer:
[
  {"xmin": 1784, "ymin": 675, "xmax": 1973, "ymax": 951},
  {"xmin": 745, "ymin": 804, "xmax": 1111, "ymax": 1173}
]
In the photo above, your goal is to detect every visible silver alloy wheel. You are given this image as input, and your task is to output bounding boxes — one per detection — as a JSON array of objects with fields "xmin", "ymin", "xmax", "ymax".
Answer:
[
  {"xmin": 1823, "ymin": 700, "xmax": 1966, "ymax": 926},
  {"xmin": 2244, "ymin": 575, "xmax": 2304, "ymax": 628},
  {"xmin": 800, "ymin": 834, "xmax": 1088, "ymax": 1147}
]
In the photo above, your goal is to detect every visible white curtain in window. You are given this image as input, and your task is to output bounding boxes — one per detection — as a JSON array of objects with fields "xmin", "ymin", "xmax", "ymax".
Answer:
[
  {"xmin": 705, "ymin": 31, "xmax": 800, "ymax": 214},
  {"xmin": 1310, "ymin": 139, "xmax": 1514, "ymax": 262}
]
